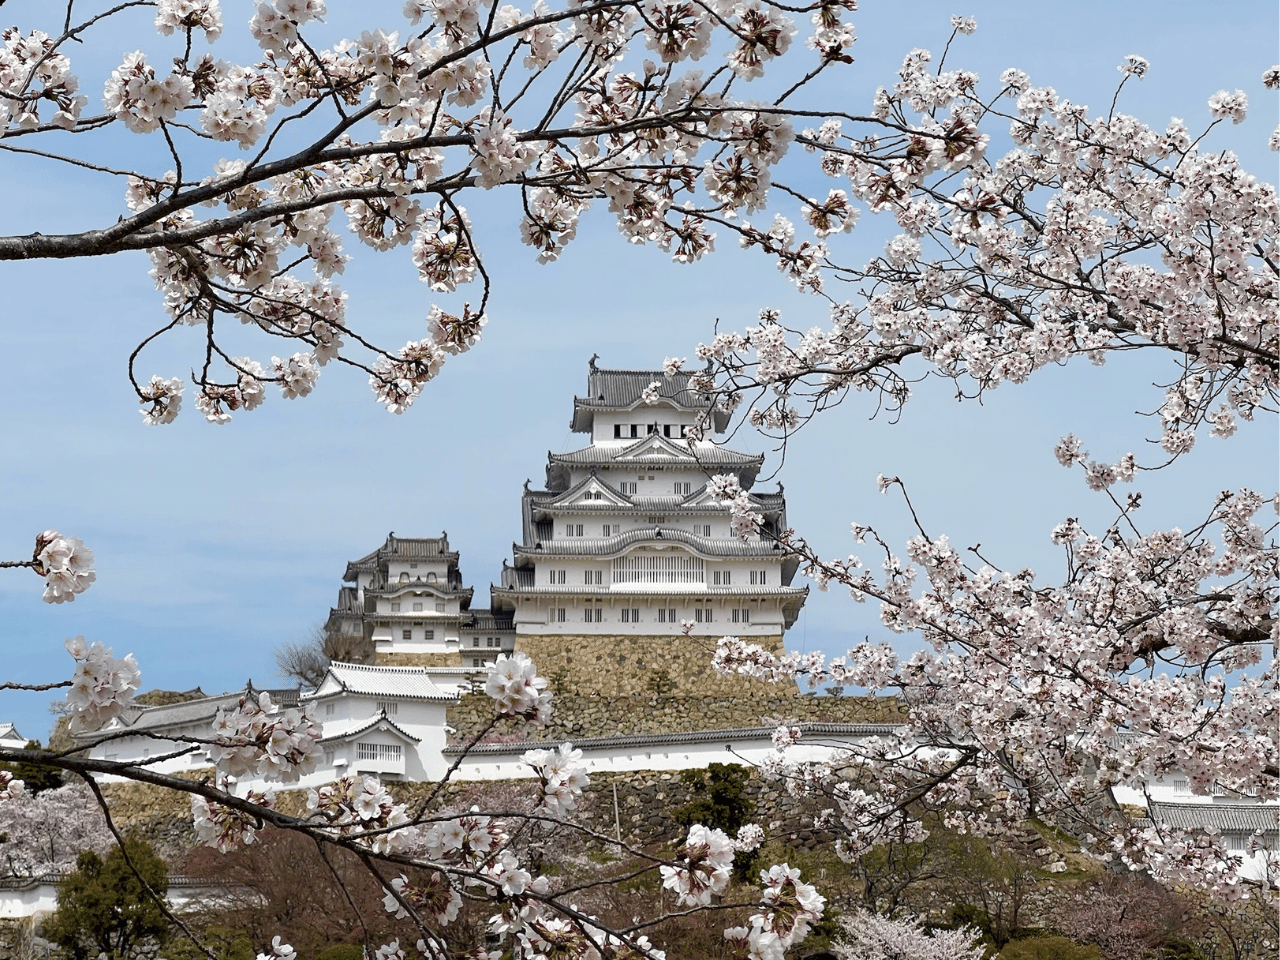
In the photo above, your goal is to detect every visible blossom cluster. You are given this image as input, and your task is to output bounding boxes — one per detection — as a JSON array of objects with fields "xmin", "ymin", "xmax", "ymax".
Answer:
[
  {"xmin": 485, "ymin": 653, "xmax": 553, "ymax": 723},
  {"xmin": 307, "ymin": 775, "xmax": 414, "ymax": 853},
  {"xmin": 210, "ymin": 692, "xmax": 322, "ymax": 782},
  {"xmin": 521, "ymin": 742, "xmax": 590, "ymax": 816},
  {"xmin": 32, "ymin": 530, "xmax": 96, "ymax": 604},
  {"xmin": 713, "ymin": 482, "xmax": 1277, "ymax": 899},
  {"xmin": 192, "ymin": 781, "xmax": 277, "ymax": 852},
  {"xmin": 64, "ymin": 635, "xmax": 141, "ymax": 734}
]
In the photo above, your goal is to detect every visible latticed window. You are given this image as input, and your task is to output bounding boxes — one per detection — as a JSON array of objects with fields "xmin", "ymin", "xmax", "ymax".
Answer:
[
  {"xmin": 357, "ymin": 742, "xmax": 402, "ymax": 761},
  {"xmin": 613, "ymin": 553, "xmax": 705, "ymax": 584}
]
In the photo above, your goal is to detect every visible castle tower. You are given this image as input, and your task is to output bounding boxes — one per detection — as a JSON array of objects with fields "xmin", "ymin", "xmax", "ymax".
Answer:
[
  {"xmin": 327, "ymin": 532, "xmax": 514, "ymax": 669},
  {"xmin": 490, "ymin": 360, "xmax": 808, "ymax": 695}
]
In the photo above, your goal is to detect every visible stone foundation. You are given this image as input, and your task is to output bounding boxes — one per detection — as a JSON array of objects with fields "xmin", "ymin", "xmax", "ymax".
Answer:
[
  {"xmin": 447, "ymin": 691, "xmax": 902, "ymax": 742},
  {"xmin": 513, "ymin": 634, "xmax": 787, "ymax": 697},
  {"xmin": 376, "ymin": 652, "xmax": 461, "ymax": 668}
]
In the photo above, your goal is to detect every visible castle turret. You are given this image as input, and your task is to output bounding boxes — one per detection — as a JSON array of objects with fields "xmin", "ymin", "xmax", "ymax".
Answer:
[{"xmin": 327, "ymin": 532, "xmax": 513, "ymax": 668}]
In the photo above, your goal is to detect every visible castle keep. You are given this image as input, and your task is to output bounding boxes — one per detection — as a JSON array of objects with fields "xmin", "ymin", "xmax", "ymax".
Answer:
[{"xmin": 326, "ymin": 360, "xmax": 808, "ymax": 696}]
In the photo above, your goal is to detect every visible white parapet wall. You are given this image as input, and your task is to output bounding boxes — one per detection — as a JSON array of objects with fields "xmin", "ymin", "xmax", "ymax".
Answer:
[{"xmin": 443, "ymin": 722, "xmax": 904, "ymax": 781}]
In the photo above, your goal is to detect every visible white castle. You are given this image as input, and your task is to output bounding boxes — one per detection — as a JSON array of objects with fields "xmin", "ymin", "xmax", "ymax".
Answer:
[
  {"xmin": 75, "ymin": 360, "xmax": 1276, "ymax": 879},
  {"xmin": 82, "ymin": 361, "xmax": 838, "ymax": 784}
]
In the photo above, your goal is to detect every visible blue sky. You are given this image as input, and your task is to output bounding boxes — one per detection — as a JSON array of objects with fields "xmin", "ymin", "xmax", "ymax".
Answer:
[{"xmin": 0, "ymin": 0, "xmax": 1275, "ymax": 742}]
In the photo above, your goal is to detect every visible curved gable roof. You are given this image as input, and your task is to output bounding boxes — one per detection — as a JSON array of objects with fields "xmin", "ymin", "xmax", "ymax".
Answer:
[{"xmin": 570, "ymin": 364, "xmax": 728, "ymax": 434}]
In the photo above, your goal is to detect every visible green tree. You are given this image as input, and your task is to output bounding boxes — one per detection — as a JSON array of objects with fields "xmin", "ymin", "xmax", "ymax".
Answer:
[
  {"xmin": 0, "ymin": 741, "xmax": 63, "ymax": 795},
  {"xmin": 44, "ymin": 837, "xmax": 170, "ymax": 960},
  {"xmin": 673, "ymin": 763, "xmax": 757, "ymax": 880}
]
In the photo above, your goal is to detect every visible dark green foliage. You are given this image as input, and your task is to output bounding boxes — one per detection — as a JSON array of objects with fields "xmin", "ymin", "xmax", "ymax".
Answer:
[
  {"xmin": 316, "ymin": 944, "xmax": 365, "ymax": 960},
  {"xmin": 0, "ymin": 741, "xmax": 63, "ymax": 794},
  {"xmin": 672, "ymin": 763, "xmax": 756, "ymax": 880},
  {"xmin": 1159, "ymin": 939, "xmax": 1205, "ymax": 960},
  {"xmin": 997, "ymin": 935, "xmax": 1102, "ymax": 960},
  {"xmin": 166, "ymin": 926, "xmax": 255, "ymax": 960},
  {"xmin": 673, "ymin": 763, "xmax": 751, "ymax": 834},
  {"xmin": 44, "ymin": 836, "xmax": 170, "ymax": 960}
]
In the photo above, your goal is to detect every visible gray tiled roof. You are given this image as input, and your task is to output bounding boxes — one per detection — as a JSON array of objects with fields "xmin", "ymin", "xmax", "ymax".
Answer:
[
  {"xmin": 513, "ymin": 526, "xmax": 787, "ymax": 559},
  {"xmin": 461, "ymin": 608, "xmax": 515, "ymax": 632},
  {"xmin": 311, "ymin": 662, "xmax": 456, "ymax": 701},
  {"xmin": 344, "ymin": 534, "xmax": 458, "ymax": 581},
  {"xmin": 93, "ymin": 690, "xmax": 247, "ymax": 735},
  {"xmin": 319, "ymin": 714, "xmax": 421, "ymax": 744},
  {"xmin": 1148, "ymin": 801, "xmax": 1279, "ymax": 833},
  {"xmin": 570, "ymin": 364, "xmax": 729, "ymax": 434},
  {"xmin": 547, "ymin": 441, "xmax": 763, "ymax": 491},
  {"xmin": 550, "ymin": 436, "xmax": 762, "ymax": 469},
  {"xmin": 501, "ymin": 566, "xmax": 535, "ymax": 589},
  {"xmin": 444, "ymin": 722, "xmax": 902, "ymax": 755}
]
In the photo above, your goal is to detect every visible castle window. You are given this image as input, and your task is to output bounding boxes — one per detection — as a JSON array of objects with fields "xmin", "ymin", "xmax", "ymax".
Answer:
[
  {"xmin": 549, "ymin": 569, "xmax": 566, "ymax": 584},
  {"xmin": 694, "ymin": 607, "xmax": 713, "ymax": 623},
  {"xmin": 435, "ymin": 602, "xmax": 445, "ymax": 612},
  {"xmin": 647, "ymin": 424, "xmax": 658, "ymax": 435},
  {"xmin": 424, "ymin": 629, "xmax": 434, "ymax": 640},
  {"xmin": 614, "ymin": 554, "xmax": 703, "ymax": 585},
  {"xmin": 390, "ymin": 602, "xmax": 401, "ymax": 612},
  {"xmin": 412, "ymin": 602, "xmax": 424, "ymax": 612},
  {"xmin": 584, "ymin": 569, "xmax": 603, "ymax": 585},
  {"xmin": 679, "ymin": 425, "xmax": 689, "ymax": 438},
  {"xmin": 630, "ymin": 425, "xmax": 639, "ymax": 438},
  {"xmin": 554, "ymin": 608, "xmax": 567, "ymax": 623},
  {"xmin": 602, "ymin": 524, "xmax": 611, "ymax": 537},
  {"xmin": 713, "ymin": 570, "xmax": 732, "ymax": 586},
  {"xmin": 325, "ymin": 703, "xmax": 335, "ymax": 716},
  {"xmin": 583, "ymin": 608, "xmax": 602, "ymax": 623},
  {"xmin": 702, "ymin": 525, "xmax": 712, "ymax": 537},
  {"xmin": 657, "ymin": 608, "xmax": 677, "ymax": 623},
  {"xmin": 375, "ymin": 701, "xmax": 399, "ymax": 716},
  {"xmin": 620, "ymin": 482, "xmax": 637, "ymax": 495},
  {"xmin": 673, "ymin": 481, "xmax": 691, "ymax": 495},
  {"xmin": 621, "ymin": 608, "xmax": 641, "ymax": 623},
  {"xmin": 402, "ymin": 629, "xmax": 412, "ymax": 640},
  {"xmin": 613, "ymin": 424, "xmax": 623, "ymax": 438},
  {"xmin": 473, "ymin": 658, "xmax": 485, "ymax": 668},
  {"xmin": 357, "ymin": 742, "xmax": 401, "ymax": 762},
  {"xmin": 565, "ymin": 523, "xmax": 584, "ymax": 537},
  {"xmin": 732, "ymin": 608, "xmax": 750, "ymax": 623},
  {"xmin": 409, "ymin": 562, "xmax": 418, "ymax": 569},
  {"xmin": 473, "ymin": 637, "xmax": 480, "ymax": 647}
]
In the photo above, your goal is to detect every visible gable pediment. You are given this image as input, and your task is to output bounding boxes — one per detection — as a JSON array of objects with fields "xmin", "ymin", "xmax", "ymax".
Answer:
[{"xmin": 612, "ymin": 434, "xmax": 694, "ymax": 462}]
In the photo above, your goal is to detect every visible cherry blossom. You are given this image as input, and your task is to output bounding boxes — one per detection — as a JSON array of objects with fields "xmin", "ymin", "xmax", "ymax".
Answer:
[
  {"xmin": 485, "ymin": 653, "xmax": 553, "ymax": 723},
  {"xmin": 209, "ymin": 692, "xmax": 323, "ymax": 782},
  {"xmin": 307, "ymin": 775, "xmax": 415, "ymax": 853},
  {"xmin": 64, "ymin": 635, "xmax": 141, "ymax": 734},
  {"xmin": 834, "ymin": 909, "xmax": 985, "ymax": 960},
  {"xmin": 521, "ymin": 742, "xmax": 590, "ymax": 816},
  {"xmin": 659, "ymin": 823, "xmax": 736, "ymax": 906},
  {"xmin": 31, "ymin": 529, "xmax": 96, "ymax": 603},
  {"xmin": 192, "ymin": 782, "xmax": 277, "ymax": 853}
]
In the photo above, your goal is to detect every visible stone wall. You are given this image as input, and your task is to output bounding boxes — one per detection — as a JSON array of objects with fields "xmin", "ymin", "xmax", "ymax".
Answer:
[
  {"xmin": 377, "ymin": 652, "xmax": 461, "ymax": 668},
  {"xmin": 513, "ymin": 634, "xmax": 787, "ymax": 697},
  {"xmin": 447, "ymin": 691, "xmax": 902, "ymax": 742},
  {"xmin": 98, "ymin": 778, "xmax": 211, "ymax": 866},
  {"xmin": 389, "ymin": 768, "xmax": 837, "ymax": 851}
]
